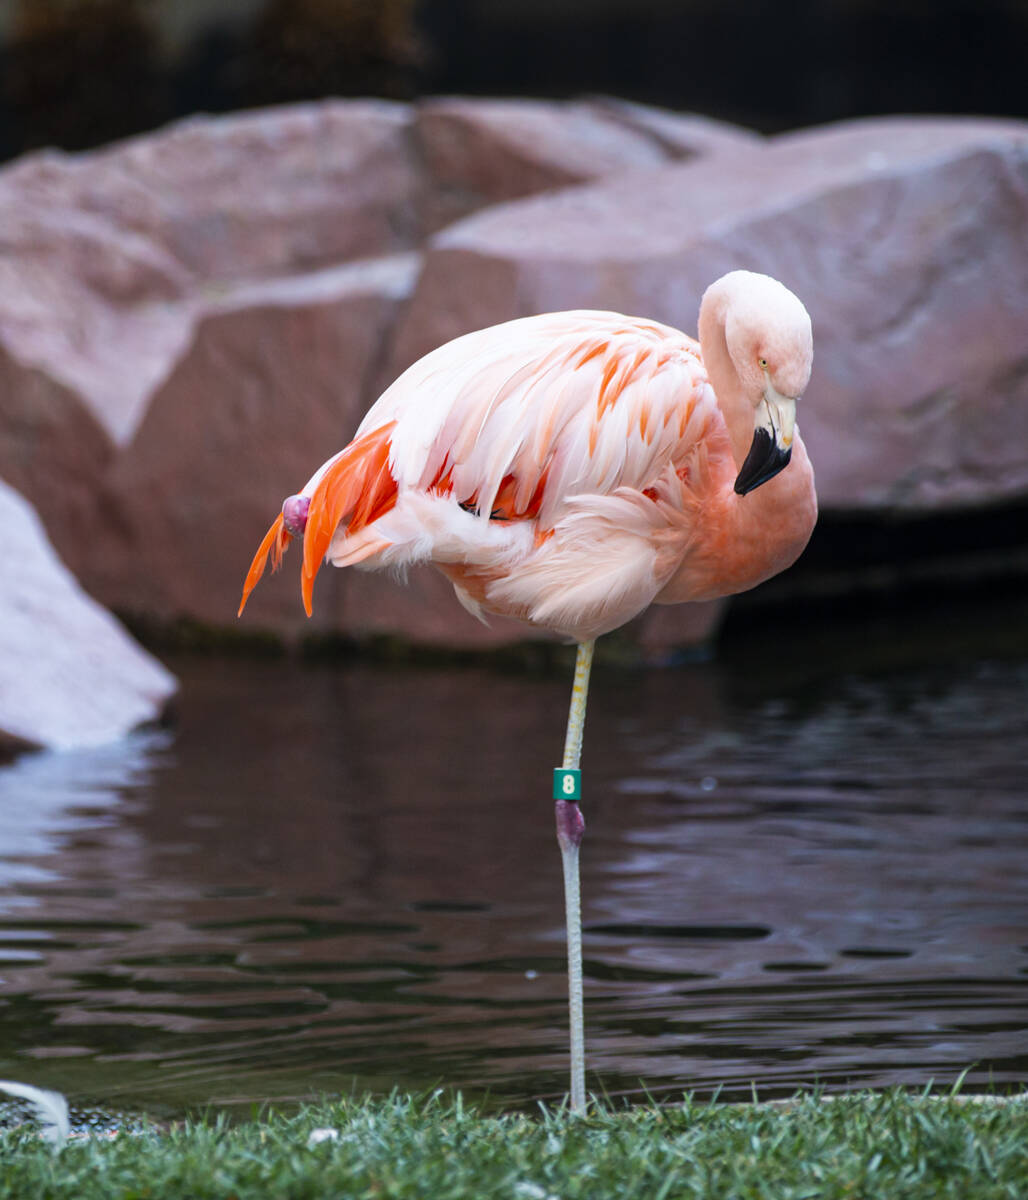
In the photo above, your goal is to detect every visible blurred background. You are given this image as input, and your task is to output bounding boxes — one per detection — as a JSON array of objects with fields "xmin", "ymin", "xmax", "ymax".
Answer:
[
  {"xmin": 0, "ymin": 0, "xmax": 1026, "ymax": 1127},
  {"xmin": 0, "ymin": 0, "xmax": 1025, "ymax": 160}
]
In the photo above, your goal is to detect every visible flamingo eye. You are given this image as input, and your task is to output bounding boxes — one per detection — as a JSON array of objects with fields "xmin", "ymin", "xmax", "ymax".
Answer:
[{"xmin": 758, "ymin": 357, "xmax": 768, "ymax": 370}]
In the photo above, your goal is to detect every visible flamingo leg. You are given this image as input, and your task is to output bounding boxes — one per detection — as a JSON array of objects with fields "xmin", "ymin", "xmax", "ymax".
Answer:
[{"xmin": 555, "ymin": 638, "xmax": 594, "ymax": 1114}]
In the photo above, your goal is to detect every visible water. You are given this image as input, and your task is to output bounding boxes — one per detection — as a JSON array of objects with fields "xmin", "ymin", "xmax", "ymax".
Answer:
[{"xmin": 1, "ymin": 601, "xmax": 1026, "ymax": 1118}]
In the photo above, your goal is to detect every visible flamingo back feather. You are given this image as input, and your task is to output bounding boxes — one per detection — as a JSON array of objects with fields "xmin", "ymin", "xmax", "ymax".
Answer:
[{"xmin": 367, "ymin": 313, "xmax": 706, "ymax": 528}]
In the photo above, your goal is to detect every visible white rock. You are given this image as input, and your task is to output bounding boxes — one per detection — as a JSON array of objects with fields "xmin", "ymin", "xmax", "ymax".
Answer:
[{"xmin": 0, "ymin": 479, "xmax": 176, "ymax": 751}]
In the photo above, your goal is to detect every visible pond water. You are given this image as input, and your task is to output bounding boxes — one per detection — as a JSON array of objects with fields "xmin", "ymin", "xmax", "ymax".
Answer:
[{"xmin": 1, "ymin": 598, "xmax": 1026, "ymax": 1119}]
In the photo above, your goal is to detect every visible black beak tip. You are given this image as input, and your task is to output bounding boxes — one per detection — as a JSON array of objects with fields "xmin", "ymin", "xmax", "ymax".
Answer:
[{"xmin": 734, "ymin": 429, "xmax": 792, "ymax": 496}]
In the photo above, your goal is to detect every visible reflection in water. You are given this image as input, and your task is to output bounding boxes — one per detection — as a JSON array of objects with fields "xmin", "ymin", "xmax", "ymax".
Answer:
[
  {"xmin": 0, "ymin": 611, "xmax": 1026, "ymax": 1115},
  {"xmin": 0, "ymin": 733, "xmax": 169, "ymax": 892}
]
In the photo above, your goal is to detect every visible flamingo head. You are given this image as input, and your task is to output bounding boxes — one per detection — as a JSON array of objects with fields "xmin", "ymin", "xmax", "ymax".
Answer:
[{"xmin": 719, "ymin": 272, "xmax": 813, "ymax": 496}]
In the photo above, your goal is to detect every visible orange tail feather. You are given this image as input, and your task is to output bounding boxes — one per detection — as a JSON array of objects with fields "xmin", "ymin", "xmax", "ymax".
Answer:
[
  {"xmin": 238, "ymin": 513, "xmax": 291, "ymax": 617},
  {"xmin": 300, "ymin": 422, "xmax": 398, "ymax": 617}
]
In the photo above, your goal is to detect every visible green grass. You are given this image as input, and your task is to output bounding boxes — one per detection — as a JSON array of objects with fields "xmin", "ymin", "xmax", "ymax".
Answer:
[{"xmin": 2, "ymin": 1089, "xmax": 1026, "ymax": 1199}]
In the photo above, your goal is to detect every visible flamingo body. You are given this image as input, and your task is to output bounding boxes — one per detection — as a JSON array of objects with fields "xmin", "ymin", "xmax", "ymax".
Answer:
[
  {"xmin": 239, "ymin": 269, "xmax": 817, "ymax": 1111},
  {"xmin": 240, "ymin": 275, "xmax": 817, "ymax": 640}
]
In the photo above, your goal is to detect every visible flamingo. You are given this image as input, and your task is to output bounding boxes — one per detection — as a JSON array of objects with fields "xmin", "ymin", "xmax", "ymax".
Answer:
[{"xmin": 238, "ymin": 269, "xmax": 816, "ymax": 1113}]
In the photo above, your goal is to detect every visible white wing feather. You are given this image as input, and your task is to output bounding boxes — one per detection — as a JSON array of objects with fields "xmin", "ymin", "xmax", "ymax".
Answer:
[{"xmin": 357, "ymin": 310, "xmax": 709, "ymax": 519}]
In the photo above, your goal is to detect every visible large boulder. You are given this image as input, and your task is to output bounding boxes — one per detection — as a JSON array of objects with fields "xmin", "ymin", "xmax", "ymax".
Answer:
[
  {"xmin": 0, "ymin": 341, "xmax": 114, "ymax": 574},
  {"xmin": 0, "ymin": 479, "xmax": 176, "ymax": 753},
  {"xmin": 588, "ymin": 96, "xmax": 763, "ymax": 160},
  {"xmin": 1, "ymin": 99, "xmax": 420, "ymax": 286},
  {"xmin": 390, "ymin": 117, "xmax": 1028, "ymax": 515},
  {"xmin": 416, "ymin": 96, "xmax": 758, "ymax": 231},
  {"xmin": 0, "ymin": 101, "xmax": 420, "ymax": 448}
]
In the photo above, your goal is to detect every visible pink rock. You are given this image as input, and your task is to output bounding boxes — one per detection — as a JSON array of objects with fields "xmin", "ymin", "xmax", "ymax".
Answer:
[
  {"xmin": 4, "ymin": 100, "xmax": 420, "ymax": 282},
  {"xmin": 0, "ymin": 341, "xmax": 114, "ymax": 582},
  {"xmin": 0, "ymin": 478, "xmax": 176, "ymax": 751},
  {"xmin": 0, "ymin": 173, "xmax": 191, "ymax": 444},
  {"xmin": 417, "ymin": 96, "xmax": 669, "ymax": 231},
  {"xmin": 416, "ymin": 97, "xmax": 758, "ymax": 235},
  {"xmin": 589, "ymin": 97, "xmax": 762, "ymax": 159},
  {"xmin": 0, "ymin": 101, "xmax": 420, "ymax": 446}
]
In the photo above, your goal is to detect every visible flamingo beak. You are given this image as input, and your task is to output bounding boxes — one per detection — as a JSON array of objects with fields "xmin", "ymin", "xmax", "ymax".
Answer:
[{"xmin": 734, "ymin": 387, "xmax": 797, "ymax": 496}]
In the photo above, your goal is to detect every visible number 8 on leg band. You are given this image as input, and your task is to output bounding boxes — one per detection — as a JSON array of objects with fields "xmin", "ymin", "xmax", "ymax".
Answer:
[{"xmin": 553, "ymin": 768, "xmax": 582, "ymax": 801}]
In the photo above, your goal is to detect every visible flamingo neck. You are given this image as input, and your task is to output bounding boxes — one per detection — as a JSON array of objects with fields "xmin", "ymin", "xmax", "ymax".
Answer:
[{"xmin": 697, "ymin": 280, "xmax": 754, "ymax": 470}]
